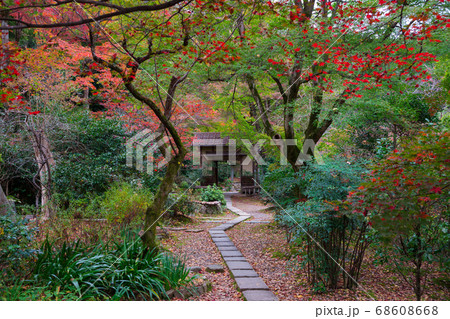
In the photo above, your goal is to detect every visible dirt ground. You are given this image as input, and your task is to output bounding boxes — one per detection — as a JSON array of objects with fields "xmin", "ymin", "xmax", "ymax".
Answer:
[{"xmin": 161, "ymin": 195, "xmax": 449, "ymax": 301}]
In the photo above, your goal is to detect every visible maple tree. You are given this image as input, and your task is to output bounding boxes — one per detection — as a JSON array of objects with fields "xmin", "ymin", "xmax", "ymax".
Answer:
[
  {"xmin": 0, "ymin": 30, "xmax": 124, "ymax": 218},
  {"xmin": 206, "ymin": 0, "xmax": 449, "ymax": 171},
  {"xmin": 351, "ymin": 128, "xmax": 449, "ymax": 300},
  {"xmin": 0, "ymin": 0, "xmax": 248, "ymax": 249}
]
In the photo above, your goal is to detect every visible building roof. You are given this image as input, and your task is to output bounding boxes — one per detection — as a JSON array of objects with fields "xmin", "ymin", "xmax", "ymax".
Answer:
[{"xmin": 193, "ymin": 132, "xmax": 230, "ymax": 146}]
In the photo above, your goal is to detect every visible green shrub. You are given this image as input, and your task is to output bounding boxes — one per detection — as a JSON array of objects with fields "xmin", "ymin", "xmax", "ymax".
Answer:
[
  {"xmin": 200, "ymin": 185, "xmax": 225, "ymax": 205},
  {"xmin": 100, "ymin": 183, "xmax": 153, "ymax": 225},
  {"xmin": 179, "ymin": 181, "xmax": 190, "ymax": 189},
  {"xmin": 51, "ymin": 192, "xmax": 105, "ymax": 220},
  {"xmin": 351, "ymin": 128, "xmax": 449, "ymax": 300},
  {"xmin": 276, "ymin": 159, "xmax": 370, "ymax": 290},
  {"xmin": 31, "ymin": 232, "xmax": 194, "ymax": 300},
  {"xmin": 0, "ymin": 280, "xmax": 79, "ymax": 301},
  {"xmin": 52, "ymin": 114, "xmax": 129, "ymax": 201},
  {"xmin": 0, "ymin": 213, "xmax": 38, "ymax": 280},
  {"xmin": 165, "ymin": 192, "xmax": 196, "ymax": 216},
  {"xmin": 300, "ymin": 158, "xmax": 367, "ymax": 201},
  {"xmin": 441, "ymin": 112, "xmax": 450, "ymax": 131},
  {"xmin": 261, "ymin": 165, "xmax": 303, "ymax": 207},
  {"xmin": 221, "ymin": 179, "xmax": 233, "ymax": 191},
  {"xmin": 280, "ymin": 201, "xmax": 370, "ymax": 290}
]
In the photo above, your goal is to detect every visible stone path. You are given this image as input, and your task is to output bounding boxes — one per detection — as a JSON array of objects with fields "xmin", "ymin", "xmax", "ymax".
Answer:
[
  {"xmin": 229, "ymin": 194, "xmax": 275, "ymax": 223},
  {"xmin": 207, "ymin": 193, "xmax": 278, "ymax": 301}
]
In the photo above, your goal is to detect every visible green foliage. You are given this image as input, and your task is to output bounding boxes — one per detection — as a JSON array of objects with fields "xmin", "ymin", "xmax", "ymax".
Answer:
[
  {"xmin": 159, "ymin": 253, "xmax": 192, "ymax": 290},
  {"xmin": 276, "ymin": 159, "xmax": 370, "ymax": 289},
  {"xmin": 179, "ymin": 181, "xmax": 190, "ymax": 189},
  {"xmin": 142, "ymin": 173, "xmax": 163, "ymax": 193},
  {"xmin": 31, "ymin": 232, "xmax": 194, "ymax": 300},
  {"xmin": 341, "ymin": 91, "xmax": 437, "ymax": 156},
  {"xmin": 262, "ymin": 158, "xmax": 366, "ymax": 206},
  {"xmin": 52, "ymin": 113, "xmax": 129, "ymax": 201},
  {"xmin": 100, "ymin": 183, "xmax": 153, "ymax": 225},
  {"xmin": 51, "ymin": 193, "xmax": 101, "ymax": 219},
  {"xmin": 178, "ymin": 159, "xmax": 203, "ymax": 187},
  {"xmin": 317, "ymin": 127, "xmax": 353, "ymax": 159},
  {"xmin": 279, "ymin": 201, "xmax": 370, "ymax": 290},
  {"xmin": 352, "ymin": 128, "xmax": 449, "ymax": 238},
  {"xmin": 0, "ymin": 213, "xmax": 38, "ymax": 279},
  {"xmin": 0, "ymin": 280, "xmax": 80, "ymax": 301},
  {"xmin": 200, "ymin": 185, "xmax": 225, "ymax": 205},
  {"xmin": 352, "ymin": 128, "xmax": 449, "ymax": 300},
  {"xmin": 165, "ymin": 192, "xmax": 197, "ymax": 216},
  {"xmin": 262, "ymin": 165, "xmax": 301, "ymax": 207},
  {"xmin": 441, "ymin": 112, "xmax": 450, "ymax": 131},
  {"xmin": 221, "ymin": 178, "xmax": 233, "ymax": 191},
  {"xmin": 300, "ymin": 159, "xmax": 367, "ymax": 201},
  {"xmin": 374, "ymin": 137, "xmax": 394, "ymax": 159}
]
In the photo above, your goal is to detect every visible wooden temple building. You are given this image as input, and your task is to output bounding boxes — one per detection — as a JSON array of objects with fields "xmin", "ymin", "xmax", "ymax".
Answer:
[{"xmin": 193, "ymin": 132, "xmax": 260, "ymax": 195}]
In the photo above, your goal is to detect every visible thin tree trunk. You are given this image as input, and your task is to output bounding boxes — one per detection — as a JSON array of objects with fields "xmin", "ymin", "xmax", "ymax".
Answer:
[
  {"xmin": 0, "ymin": 183, "xmax": 11, "ymax": 215},
  {"xmin": 27, "ymin": 121, "xmax": 56, "ymax": 219},
  {"xmin": 1, "ymin": 18, "xmax": 9, "ymax": 70},
  {"xmin": 141, "ymin": 150, "xmax": 186, "ymax": 251},
  {"xmin": 414, "ymin": 225, "xmax": 423, "ymax": 301}
]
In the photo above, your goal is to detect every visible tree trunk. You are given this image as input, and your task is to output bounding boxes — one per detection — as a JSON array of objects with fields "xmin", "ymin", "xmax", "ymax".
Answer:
[
  {"xmin": 414, "ymin": 225, "xmax": 424, "ymax": 301},
  {"xmin": 1, "ymin": 18, "xmax": 10, "ymax": 70},
  {"xmin": 414, "ymin": 260, "xmax": 423, "ymax": 301},
  {"xmin": 0, "ymin": 183, "xmax": 10, "ymax": 215},
  {"xmin": 141, "ymin": 150, "xmax": 186, "ymax": 252},
  {"xmin": 27, "ymin": 123, "xmax": 56, "ymax": 219}
]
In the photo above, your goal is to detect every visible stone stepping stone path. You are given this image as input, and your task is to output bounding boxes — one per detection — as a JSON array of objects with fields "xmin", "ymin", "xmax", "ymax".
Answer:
[
  {"xmin": 244, "ymin": 220, "xmax": 271, "ymax": 224},
  {"xmin": 185, "ymin": 229, "xmax": 203, "ymax": 233},
  {"xmin": 207, "ymin": 193, "xmax": 278, "ymax": 301}
]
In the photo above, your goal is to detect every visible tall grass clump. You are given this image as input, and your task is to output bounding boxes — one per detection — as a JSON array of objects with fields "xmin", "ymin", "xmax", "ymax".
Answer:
[{"xmin": 32, "ymin": 231, "xmax": 194, "ymax": 300}]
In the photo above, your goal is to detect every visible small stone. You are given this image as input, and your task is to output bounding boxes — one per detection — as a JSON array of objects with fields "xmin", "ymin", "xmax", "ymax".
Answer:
[
  {"xmin": 245, "ymin": 221, "xmax": 270, "ymax": 224},
  {"xmin": 223, "ymin": 256, "xmax": 247, "ymax": 262},
  {"xmin": 243, "ymin": 290, "xmax": 278, "ymax": 301},
  {"xmin": 220, "ymin": 251, "xmax": 244, "ymax": 258},
  {"xmin": 172, "ymin": 289, "xmax": 187, "ymax": 299},
  {"xmin": 235, "ymin": 277, "xmax": 269, "ymax": 291},
  {"xmin": 167, "ymin": 227, "xmax": 187, "ymax": 231},
  {"xmin": 212, "ymin": 237, "xmax": 233, "ymax": 243},
  {"xmin": 189, "ymin": 266, "xmax": 202, "ymax": 273},
  {"xmin": 206, "ymin": 264, "xmax": 225, "ymax": 273},
  {"xmin": 229, "ymin": 269, "xmax": 259, "ymax": 278},
  {"xmin": 217, "ymin": 246, "xmax": 237, "ymax": 251},
  {"xmin": 166, "ymin": 289, "xmax": 175, "ymax": 299},
  {"xmin": 226, "ymin": 260, "xmax": 252, "ymax": 269},
  {"xmin": 215, "ymin": 242, "xmax": 235, "ymax": 247},
  {"xmin": 185, "ymin": 229, "xmax": 203, "ymax": 233}
]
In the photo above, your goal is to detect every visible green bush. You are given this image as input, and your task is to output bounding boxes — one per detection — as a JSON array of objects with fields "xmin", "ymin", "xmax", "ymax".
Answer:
[
  {"xmin": 31, "ymin": 232, "xmax": 194, "ymax": 300},
  {"xmin": 300, "ymin": 158, "xmax": 367, "ymax": 201},
  {"xmin": 100, "ymin": 183, "xmax": 153, "ymax": 225},
  {"xmin": 200, "ymin": 185, "xmax": 225, "ymax": 205},
  {"xmin": 0, "ymin": 215, "xmax": 36, "ymax": 279},
  {"xmin": 441, "ymin": 112, "xmax": 450, "ymax": 131},
  {"xmin": 262, "ymin": 158, "xmax": 367, "ymax": 206},
  {"xmin": 261, "ymin": 165, "xmax": 304, "ymax": 207},
  {"xmin": 276, "ymin": 159, "xmax": 370, "ymax": 290},
  {"xmin": 0, "ymin": 280, "xmax": 79, "ymax": 301},
  {"xmin": 165, "ymin": 192, "xmax": 197, "ymax": 216},
  {"xmin": 52, "ymin": 114, "xmax": 129, "ymax": 201},
  {"xmin": 280, "ymin": 201, "xmax": 370, "ymax": 290}
]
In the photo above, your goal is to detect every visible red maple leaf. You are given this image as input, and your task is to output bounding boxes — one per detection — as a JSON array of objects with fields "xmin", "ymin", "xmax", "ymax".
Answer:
[{"xmin": 430, "ymin": 186, "xmax": 442, "ymax": 194}]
